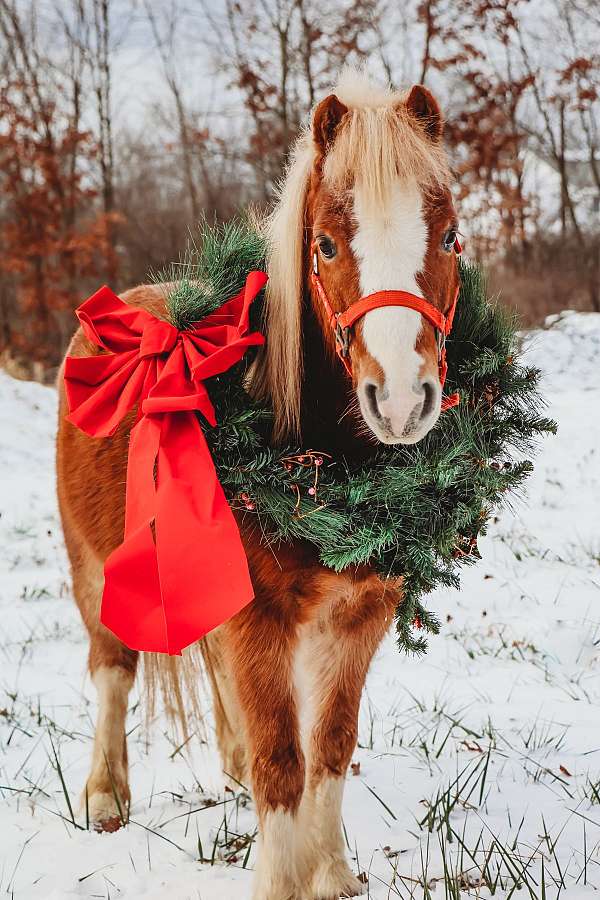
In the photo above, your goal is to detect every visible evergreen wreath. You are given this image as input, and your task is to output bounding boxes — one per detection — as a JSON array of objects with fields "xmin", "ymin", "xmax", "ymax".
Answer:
[{"xmin": 158, "ymin": 220, "xmax": 555, "ymax": 654}]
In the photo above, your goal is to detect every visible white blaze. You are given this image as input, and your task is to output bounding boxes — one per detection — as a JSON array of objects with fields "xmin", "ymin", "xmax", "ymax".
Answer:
[
  {"xmin": 253, "ymin": 809, "xmax": 303, "ymax": 899},
  {"xmin": 351, "ymin": 177, "xmax": 427, "ymax": 395}
]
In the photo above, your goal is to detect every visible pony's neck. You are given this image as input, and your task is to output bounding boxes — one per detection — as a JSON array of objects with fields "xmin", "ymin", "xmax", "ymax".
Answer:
[{"xmin": 299, "ymin": 280, "xmax": 373, "ymax": 460}]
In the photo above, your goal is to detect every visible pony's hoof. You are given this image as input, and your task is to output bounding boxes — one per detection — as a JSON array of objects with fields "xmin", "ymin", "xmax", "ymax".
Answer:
[
  {"xmin": 86, "ymin": 791, "xmax": 127, "ymax": 832},
  {"xmin": 311, "ymin": 858, "xmax": 366, "ymax": 899}
]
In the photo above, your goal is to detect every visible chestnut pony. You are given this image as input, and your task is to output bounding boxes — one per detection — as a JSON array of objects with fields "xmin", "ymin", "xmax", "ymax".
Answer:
[{"xmin": 56, "ymin": 71, "xmax": 459, "ymax": 900}]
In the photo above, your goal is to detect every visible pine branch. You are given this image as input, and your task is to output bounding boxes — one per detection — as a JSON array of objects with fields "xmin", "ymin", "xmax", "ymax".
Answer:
[{"xmin": 154, "ymin": 217, "xmax": 266, "ymax": 330}]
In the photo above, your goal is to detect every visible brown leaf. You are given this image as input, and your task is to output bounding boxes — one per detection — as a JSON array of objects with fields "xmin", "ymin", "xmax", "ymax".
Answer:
[{"xmin": 462, "ymin": 740, "xmax": 484, "ymax": 753}]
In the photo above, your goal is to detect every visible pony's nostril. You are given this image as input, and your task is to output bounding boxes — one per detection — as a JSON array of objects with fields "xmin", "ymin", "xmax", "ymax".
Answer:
[
  {"xmin": 420, "ymin": 378, "xmax": 436, "ymax": 419},
  {"xmin": 364, "ymin": 381, "xmax": 381, "ymax": 420},
  {"xmin": 365, "ymin": 382, "xmax": 381, "ymax": 420}
]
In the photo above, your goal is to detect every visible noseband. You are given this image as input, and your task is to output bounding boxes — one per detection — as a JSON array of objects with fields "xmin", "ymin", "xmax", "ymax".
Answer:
[{"xmin": 310, "ymin": 239, "xmax": 462, "ymax": 412}]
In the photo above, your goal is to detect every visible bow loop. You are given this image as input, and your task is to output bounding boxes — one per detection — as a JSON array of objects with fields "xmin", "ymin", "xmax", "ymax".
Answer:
[{"xmin": 64, "ymin": 272, "xmax": 267, "ymax": 655}]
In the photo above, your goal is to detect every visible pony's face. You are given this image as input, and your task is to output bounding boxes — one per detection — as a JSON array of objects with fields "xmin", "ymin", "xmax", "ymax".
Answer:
[{"xmin": 306, "ymin": 87, "xmax": 459, "ymax": 445}]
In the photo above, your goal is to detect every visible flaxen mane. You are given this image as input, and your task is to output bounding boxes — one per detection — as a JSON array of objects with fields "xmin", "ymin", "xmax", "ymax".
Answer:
[{"xmin": 252, "ymin": 68, "xmax": 452, "ymax": 441}]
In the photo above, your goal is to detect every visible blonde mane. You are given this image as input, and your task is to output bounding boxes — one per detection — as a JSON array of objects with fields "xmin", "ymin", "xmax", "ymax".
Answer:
[{"xmin": 252, "ymin": 68, "xmax": 451, "ymax": 441}]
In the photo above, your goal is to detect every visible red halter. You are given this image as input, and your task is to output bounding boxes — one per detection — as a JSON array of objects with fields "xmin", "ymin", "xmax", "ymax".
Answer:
[{"xmin": 310, "ymin": 239, "xmax": 462, "ymax": 412}]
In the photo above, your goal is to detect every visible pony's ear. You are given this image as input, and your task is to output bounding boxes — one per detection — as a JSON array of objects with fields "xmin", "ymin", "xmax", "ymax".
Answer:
[
  {"xmin": 312, "ymin": 94, "xmax": 348, "ymax": 156},
  {"xmin": 405, "ymin": 85, "xmax": 443, "ymax": 141}
]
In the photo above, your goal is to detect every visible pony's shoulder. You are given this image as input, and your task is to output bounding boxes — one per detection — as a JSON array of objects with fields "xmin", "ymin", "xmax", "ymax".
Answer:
[{"xmin": 118, "ymin": 282, "xmax": 172, "ymax": 320}]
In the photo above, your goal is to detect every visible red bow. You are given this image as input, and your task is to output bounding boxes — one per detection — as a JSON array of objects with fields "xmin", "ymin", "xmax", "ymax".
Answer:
[{"xmin": 64, "ymin": 272, "xmax": 267, "ymax": 655}]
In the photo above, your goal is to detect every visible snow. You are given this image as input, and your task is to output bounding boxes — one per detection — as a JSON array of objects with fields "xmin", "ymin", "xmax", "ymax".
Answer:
[{"xmin": 1, "ymin": 312, "xmax": 600, "ymax": 899}]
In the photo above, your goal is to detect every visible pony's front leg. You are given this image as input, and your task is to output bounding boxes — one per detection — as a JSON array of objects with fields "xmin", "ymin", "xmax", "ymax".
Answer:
[
  {"xmin": 70, "ymin": 551, "xmax": 137, "ymax": 831},
  {"xmin": 224, "ymin": 601, "xmax": 307, "ymax": 900},
  {"xmin": 299, "ymin": 580, "xmax": 398, "ymax": 899},
  {"xmin": 86, "ymin": 628, "xmax": 137, "ymax": 831}
]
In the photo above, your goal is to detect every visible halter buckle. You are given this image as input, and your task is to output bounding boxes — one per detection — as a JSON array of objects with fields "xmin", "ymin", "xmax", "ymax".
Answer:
[
  {"xmin": 335, "ymin": 318, "xmax": 351, "ymax": 357},
  {"xmin": 312, "ymin": 251, "xmax": 319, "ymax": 276}
]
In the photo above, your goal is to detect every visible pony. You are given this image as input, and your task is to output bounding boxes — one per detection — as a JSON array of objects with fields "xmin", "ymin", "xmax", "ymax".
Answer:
[{"xmin": 56, "ymin": 69, "xmax": 459, "ymax": 900}]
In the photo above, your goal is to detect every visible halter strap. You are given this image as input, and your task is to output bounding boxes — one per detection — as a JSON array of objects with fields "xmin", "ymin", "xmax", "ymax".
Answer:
[
  {"xmin": 310, "ymin": 240, "xmax": 462, "ymax": 410},
  {"xmin": 338, "ymin": 291, "xmax": 448, "ymax": 333}
]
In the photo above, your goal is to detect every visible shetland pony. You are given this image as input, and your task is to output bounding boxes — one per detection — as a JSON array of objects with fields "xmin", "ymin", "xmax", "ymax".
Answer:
[{"xmin": 56, "ymin": 70, "xmax": 459, "ymax": 900}]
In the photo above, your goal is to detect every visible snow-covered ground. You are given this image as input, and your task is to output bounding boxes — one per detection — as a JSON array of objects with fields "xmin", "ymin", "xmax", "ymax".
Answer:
[{"xmin": 1, "ymin": 311, "xmax": 600, "ymax": 900}]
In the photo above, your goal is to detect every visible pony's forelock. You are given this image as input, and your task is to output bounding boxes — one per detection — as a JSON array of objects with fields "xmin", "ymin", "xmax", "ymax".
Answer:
[
  {"xmin": 251, "ymin": 68, "xmax": 451, "ymax": 441},
  {"xmin": 327, "ymin": 68, "xmax": 451, "ymax": 207}
]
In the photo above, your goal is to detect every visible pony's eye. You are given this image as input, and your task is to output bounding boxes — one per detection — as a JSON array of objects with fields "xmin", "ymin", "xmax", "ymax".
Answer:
[
  {"xmin": 318, "ymin": 236, "xmax": 337, "ymax": 260},
  {"xmin": 442, "ymin": 229, "xmax": 458, "ymax": 252}
]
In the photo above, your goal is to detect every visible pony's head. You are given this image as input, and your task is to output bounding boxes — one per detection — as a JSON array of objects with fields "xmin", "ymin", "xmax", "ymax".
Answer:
[{"xmin": 257, "ymin": 69, "xmax": 459, "ymax": 445}]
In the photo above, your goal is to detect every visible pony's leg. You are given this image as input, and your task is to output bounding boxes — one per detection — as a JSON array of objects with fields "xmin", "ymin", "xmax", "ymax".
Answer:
[
  {"xmin": 86, "ymin": 646, "xmax": 137, "ymax": 831},
  {"xmin": 223, "ymin": 603, "xmax": 306, "ymax": 900},
  {"xmin": 71, "ymin": 548, "xmax": 137, "ymax": 831},
  {"xmin": 299, "ymin": 583, "xmax": 397, "ymax": 899},
  {"xmin": 201, "ymin": 628, "xmax": 247, "ymax": 785}
]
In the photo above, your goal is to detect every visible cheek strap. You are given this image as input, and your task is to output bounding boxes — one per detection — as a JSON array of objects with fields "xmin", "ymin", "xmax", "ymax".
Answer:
[{"xmin": 310, "ymin": 242, "xmax": 461, "ymax": 411}]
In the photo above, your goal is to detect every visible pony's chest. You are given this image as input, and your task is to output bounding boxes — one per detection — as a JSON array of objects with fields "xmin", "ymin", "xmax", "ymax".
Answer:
[{"xmin": 243, "ymin": 528, "xmax": 401, "ymax": 625}]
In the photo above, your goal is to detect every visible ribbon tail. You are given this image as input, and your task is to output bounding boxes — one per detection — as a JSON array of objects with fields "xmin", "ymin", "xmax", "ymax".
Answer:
[
  {"xmin": 100, "ymin": 415, "xmax": 171, "ymax": 652},
  {"xmin": 99, "ymin": 410, "xmax": 254, "ymax": 655},
  {"xmin": 101, "ymin": 525, "xmax": 169, "ymax": 651},
  {"xmin": 154, "ymin": 412, "xmax": 254, "ymax": 655}
]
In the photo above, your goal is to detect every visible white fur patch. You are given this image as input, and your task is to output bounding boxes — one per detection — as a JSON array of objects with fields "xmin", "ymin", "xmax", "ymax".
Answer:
[
  {"xmin": 292, "ymin": 624, "xmax": 364, "ymax": 898},
  {"xmin": 292, "ymin": 622, "xmax": 321, "ymax": 762},
  {"xmin": 351, "ymin": 177, "xmax": 426, "ymax": 395},
  {"xmin": 86, "ymin": 666, "xmax": 133, "ymax": 825},
  {"xmin": 253, "ymin": 809, "xmax": 302, "ymax": 900}
]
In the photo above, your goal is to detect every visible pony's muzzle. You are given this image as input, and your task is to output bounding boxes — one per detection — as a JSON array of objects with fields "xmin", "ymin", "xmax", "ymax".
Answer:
[{"xmin": 360, "ymin": 374, "xmax": 441, "ymax": 444}]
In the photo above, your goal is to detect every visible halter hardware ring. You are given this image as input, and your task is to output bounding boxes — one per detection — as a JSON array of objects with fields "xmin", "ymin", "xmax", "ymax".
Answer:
[
  {"xmin": 335, "ymin": 318, "xmax": 351, "ymax": 357},
  {"xmin": 437, "ymin": 329, "xmax": 446, "ymax": 360}
]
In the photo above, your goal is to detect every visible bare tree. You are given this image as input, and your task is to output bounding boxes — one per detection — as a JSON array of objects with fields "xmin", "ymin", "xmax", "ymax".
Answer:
[
  {"xmin": 0, "ymin": 0, "xmax": 120, "ymax": 372},
  {"xmin": 144, "ymin": 0, "xmax": 203, "ymax": 221},
  {"xmin": 197, "ymin": 0, "xmax": 378, "ymax": 198}
]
